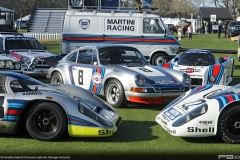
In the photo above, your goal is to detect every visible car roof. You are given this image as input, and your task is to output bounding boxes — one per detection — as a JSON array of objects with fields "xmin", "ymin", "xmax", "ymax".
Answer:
[
  {"xmin": 0, "ymin": 32, "xmax": 33, "ymax": 38},
  {"xmin": 0, "ymin": 71, "xmax": 29, "ymax": 79},
  {"xmin": 184, "ymin": 49, "xmax": 212, "ymax": 54}
]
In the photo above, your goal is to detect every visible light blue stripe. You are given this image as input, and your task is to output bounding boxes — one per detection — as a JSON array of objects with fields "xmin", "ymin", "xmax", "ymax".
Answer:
[{"xmin": 219, "ymin": 97, "xmax": 227, "ymax": 106}]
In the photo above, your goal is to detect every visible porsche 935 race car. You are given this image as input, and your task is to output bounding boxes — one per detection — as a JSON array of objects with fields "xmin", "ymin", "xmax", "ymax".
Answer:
[
  {"xmin": 0, "ymin": 71, "xmax": 121, "ymax": 141},
  {"xmin": 46, "ymin": 45, "xmax": 191, "ymax": 108},
  {"xmin": 156, "ymin": 84, "xmax": 240, "ymax": 144},
  {"xmin": 159, "ymin": 49, "xmax": 234, "ymax": 87}
]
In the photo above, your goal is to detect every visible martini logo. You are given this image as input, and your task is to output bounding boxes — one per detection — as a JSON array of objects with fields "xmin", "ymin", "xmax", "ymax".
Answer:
[
  {"xmin": 180, "ymin": 68, "xmax": 200, "ymax": 73},
  {"xmin": 92, "ymin": 72, "xmax": 102, "ymax": 85},
  {"xmin": 79, "ymin": 19, "xmax": 90, "ymax": 30}
]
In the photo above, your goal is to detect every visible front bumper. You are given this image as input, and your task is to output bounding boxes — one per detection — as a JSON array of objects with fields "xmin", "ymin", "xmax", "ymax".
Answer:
[{"xmin": 125, "ymin": 91, "xmax": 183, "ymax": 104}]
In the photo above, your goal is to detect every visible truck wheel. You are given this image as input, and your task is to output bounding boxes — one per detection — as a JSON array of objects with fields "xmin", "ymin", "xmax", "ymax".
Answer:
[
  {"xmin": 151, "ymin": 53, "xmax": 168, "ymax": 66},
  {"xmin": 105, "ymin": 79, "xmax": 127, "ymax": 108},
  {"xmin": 51, "ymin": 71, "xmax": 64, "ymax": 84},
  {"xmin": 26, "ymin": 102, "xmax": 67, "ymax": 141},
  {"xmin": 217, "ymin": 104, "xmax": 240, "ymax": 144}
]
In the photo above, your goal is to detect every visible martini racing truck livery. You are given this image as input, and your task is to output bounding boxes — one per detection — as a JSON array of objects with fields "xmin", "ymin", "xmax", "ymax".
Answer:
[{"xmin": 62, "ymin": 0, "xmax": 181, "ymax": 66}]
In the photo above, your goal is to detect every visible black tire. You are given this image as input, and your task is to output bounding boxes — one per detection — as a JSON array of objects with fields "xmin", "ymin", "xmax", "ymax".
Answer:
[
  {"xmin": 51, "ymin": 71, "xmax": 64, "ymax": 84},
  {"xmin": 105, "ymin": 79, "xmax": 127, "ymax": 108},
  {"xmin": 217, "ymin": 104, "xmax": 240, "ymax": 144},
  {"xmin": 151, "ymin": 53, "xmax": 168, "ymax": 66},
  {"xmin": 26, "ymin": 102, "xmax": 67, "ymax": 141}
]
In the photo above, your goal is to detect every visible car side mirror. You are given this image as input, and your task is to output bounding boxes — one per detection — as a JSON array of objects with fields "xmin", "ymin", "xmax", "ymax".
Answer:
[{"xmin": 44, "ymin": 47, "xmax": 47, "ymax": 50}]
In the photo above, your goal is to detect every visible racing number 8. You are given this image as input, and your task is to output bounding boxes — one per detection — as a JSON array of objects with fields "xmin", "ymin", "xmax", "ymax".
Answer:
[{"xmin": 78, "ymin": 70, "xmax": 83, "ymax": 85}]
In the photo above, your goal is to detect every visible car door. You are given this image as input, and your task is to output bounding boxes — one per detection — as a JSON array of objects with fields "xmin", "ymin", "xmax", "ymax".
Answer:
[{"xmin": 71, "ymin": 49, "xmax": 105, "ymax": 94}]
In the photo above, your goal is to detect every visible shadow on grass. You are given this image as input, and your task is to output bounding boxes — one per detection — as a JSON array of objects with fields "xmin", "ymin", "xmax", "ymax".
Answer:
[
  {"xmin": 182, "ymin": 136, "xmax": 223, "ymax": 144},
  {"xmin": 60, "ymin": 120, "xmax": 158, "ymax": 142},
  {"xmin": 0, "ymin": 120, "xmax": 158, "ymax": 142}
]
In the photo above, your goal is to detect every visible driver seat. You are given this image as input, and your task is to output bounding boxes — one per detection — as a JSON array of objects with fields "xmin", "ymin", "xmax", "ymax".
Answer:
[{"xmin": 109, "ymin": 51, "xmax": 124, "ymax": 64}]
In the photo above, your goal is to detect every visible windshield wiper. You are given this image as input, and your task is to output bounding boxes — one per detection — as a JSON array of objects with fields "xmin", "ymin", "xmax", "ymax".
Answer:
[{"xmin": 183, "ymin": 59, "xmax": 193, "ymax": 66}]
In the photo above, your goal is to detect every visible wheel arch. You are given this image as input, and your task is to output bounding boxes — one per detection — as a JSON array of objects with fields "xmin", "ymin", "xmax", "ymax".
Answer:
[
  {"xmin": 15, "ymin": 100, "xmax": 67, "ymax": 133},
  {"xmin": 103, "ymin": 77, "xmax": 124, "ymax": 95}
]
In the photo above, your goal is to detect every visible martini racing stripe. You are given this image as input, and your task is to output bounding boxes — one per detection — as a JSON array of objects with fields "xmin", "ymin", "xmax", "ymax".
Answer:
[
  {"xmin": 159, "ymin": 62, "xmax": 174, "ymax": 69},
  {"xmin": 2, "ymin": 99, "xmax": 28, "ymax": 121},
  {"xmin": 68, "ymin": 115, "xmax": 99, "ymax": 127},
  {"xmin": 89, "ymin": 67, "xmax": 106, "ymax": 94},
  {"xmin": 207, "ymin": 65, "xmax": 224, "ymax": 85},
  {"xmin": 216, "ymin": 94, "xmax": 240, "ymax": 111}
]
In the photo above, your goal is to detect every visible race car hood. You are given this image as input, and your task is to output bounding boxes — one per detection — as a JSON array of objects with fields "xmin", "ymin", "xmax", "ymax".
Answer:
[
  {"xmin": 174, "ymin": 65, "xmax": 208, "ymax": 77},
  {"xmin": 9, "ymin": 49, "xmax": 54, "ymax": 58},
  {"xmin": 47, "ymin": 84, "xmax": 113, "ymax": 109},
  {"xmin": 162, "ymin": 85, "xmax": 231, "ymax": 112},
  {"xmin": 115, "ymin": 65, "xmax": 181, "ymax": 84},
  {"xmin": 0, "ymin": 54, "xmax": 19, "ymax": 62}
]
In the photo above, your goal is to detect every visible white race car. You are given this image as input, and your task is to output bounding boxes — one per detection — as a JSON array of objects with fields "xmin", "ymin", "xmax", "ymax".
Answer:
[
  {"xmin": 159, "ymin": 49, "xmax": 234, "ymax": 87},
  {"xmin": 156, "ymin": 84, "xmax": 240, "ymax": 144}
]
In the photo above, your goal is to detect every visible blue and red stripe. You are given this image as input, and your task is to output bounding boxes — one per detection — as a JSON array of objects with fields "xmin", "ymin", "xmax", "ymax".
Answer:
[{"xmin": 215, "ymin": 94, "xmax": 240, "ymax": 111}]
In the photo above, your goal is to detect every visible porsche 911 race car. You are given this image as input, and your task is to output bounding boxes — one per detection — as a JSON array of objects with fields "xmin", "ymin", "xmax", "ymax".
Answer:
[
  {"xmin": 0, "ymin": 71, "xmax": 121, "ymax": 141},
  {"xmin": 45, "ymin": 45, "xmax": 191, "ymax": 108},
  {"xmin": 156, "ymin": 84, "xmax": 240, "ymax": 144},
  {"xmin": 159, "ymin": 49, "xmax": 234, "ymax": 87}
]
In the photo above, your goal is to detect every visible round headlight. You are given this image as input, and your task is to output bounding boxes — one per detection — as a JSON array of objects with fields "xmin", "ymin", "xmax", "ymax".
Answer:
[
  {"xmin": 26, "ymin": 58, "xmax": 31, "ymax": 64},
  {"xmin": 210, "ymin": 76, "xmax": 215, "ymax": 82},
  {"xmin": 10, "ymin": 64, "xmax": 15, "ymax": 69},
  {"xmin": 183, "ymin": 74, "xmax": 191, "ymax": 85},
  {"xmin": 20, "ymin": 58, "xmax": 25, "ymax": 64},
  {"xmin": 33, "ymin": 59, "xmax": 38, "ymax": 65},
  {"xmin": 134, "ymin": 74, "xmax": 145, "ymax": 87},
  {"xmin": 28, "ymin": 64, "xmax": 35, "ymax": 71},
  {"xmin": 0, "ymin": 61, "xmax": 5, "ymax": 68},
  {"xmin": 15, "ymin": 63, "xmax": 21, "ymax": 69},
  {"xmin": 5, "ymin": 60, "xmax": 13, "ymax": 68}
]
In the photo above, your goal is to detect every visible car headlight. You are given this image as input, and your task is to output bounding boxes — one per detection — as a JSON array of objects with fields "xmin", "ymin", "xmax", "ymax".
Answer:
[
  {"xmin": 172, "ymin": 103, "xmax": 208, "ymax": 127},
  {"xmin": 182, "ymin": 74, "xmax": 191, "ymax": 85},
  {"xmin": 5, "ymin": 60, "xmax": 13, "ymax": 68},
  {"xmin": 0, "ymin": 61, "xmax": 5, "ymax": 68},
  {"xmin": 28, "ymin": 64, "xmax": 35, "ymax": 71},
  {"xmin": 209, "ymin": 76, "xmax": 215, "ymax": 82},
  {"xmin": 26, "ymin": 58, "xmax": 31, "ymax": 64},
  {"xmin": 15, "ymin": 63, "xmax": 21, "ymax": 70},
  {"xmin": 33, "ymin": 59, "xmax": 38, "ymax": 65},
  {"xmin": 134, "ymin": 74, "xmax": 145, "ymax": 87}
]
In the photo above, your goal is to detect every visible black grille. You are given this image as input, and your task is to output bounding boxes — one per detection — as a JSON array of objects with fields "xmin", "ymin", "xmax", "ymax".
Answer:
[{"xmin": 191, "ymin": 78, "xmax": 203, "ymax": 85}]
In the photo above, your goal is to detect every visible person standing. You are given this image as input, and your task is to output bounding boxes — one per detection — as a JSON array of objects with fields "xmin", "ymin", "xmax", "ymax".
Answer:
[
  {"xmin": 223, "ymin": 22, "xmax": 227, "ymax": 38},
  {"xmin": 218, "ymin": 24, "xmax": 222, "ymax": 38},
  {"xmin": 177, "ymin": 26, "xmax": 182, "ymax": 40},
  {"xmin": 238, "ymin": 35, "xmax": 240, "ymax": 63},
  {"xmin": 188, "ymin": 25, "xmax": 193, "ymax": 40}
]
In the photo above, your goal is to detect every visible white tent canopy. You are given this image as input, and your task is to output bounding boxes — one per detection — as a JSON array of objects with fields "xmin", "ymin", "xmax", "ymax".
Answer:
[{"xmin": 17, "ymin": 15, "xmax": 30, "ymax": 21}]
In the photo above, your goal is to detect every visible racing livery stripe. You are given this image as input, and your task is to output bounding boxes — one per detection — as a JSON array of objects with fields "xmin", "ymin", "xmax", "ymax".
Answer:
[
  {"xmin": 67, "ymin": 115, "xmax": 99, "ymax": 127},
  {"xmin": 159, "ymin": 61, "xmax": 174, "ymax": 69},
  {"xmin": 173, "ymin": 85, "xmax": 213, "ymax": 106},
  {"xmin": 207, "ymin": 65, "xmax": 224, "ymax": 85},
  {"xmin": 158, "ymin": 68, "xmax": 179, "ymax": 83},
  {"xmin": 90, "ymin": 67, "xmax": 106, "ymax": 94},
  {"xmin": 2, "ymin": 99, "xmax": 29, "ymax": 122},
  {"xmin": 215, "ymin": 94, "xmax": 240, "ymax": 111}
]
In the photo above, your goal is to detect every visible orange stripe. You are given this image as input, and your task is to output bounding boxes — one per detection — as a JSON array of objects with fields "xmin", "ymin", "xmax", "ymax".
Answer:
[
  {"xmin": 92, "ymin": 85, "xmax": 97, "ymax": 93},
  {"xmin": 96, "ymin": 68, "xmax": 101, "ymax": 73},
  {"xmin": 212, "ymin": 65, "xmax": 221, "ymax": 77}
]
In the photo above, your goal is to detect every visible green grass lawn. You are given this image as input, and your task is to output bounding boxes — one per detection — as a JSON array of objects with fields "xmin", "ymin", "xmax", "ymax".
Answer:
[{"xmin": 0, "ymin": 34, "xmax": 239, "ymax": 160}]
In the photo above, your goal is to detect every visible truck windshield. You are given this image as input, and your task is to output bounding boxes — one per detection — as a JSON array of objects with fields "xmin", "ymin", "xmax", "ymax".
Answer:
[{"xmin": 5, "ymin": 37, "xmax": 44, "ymax": 50}]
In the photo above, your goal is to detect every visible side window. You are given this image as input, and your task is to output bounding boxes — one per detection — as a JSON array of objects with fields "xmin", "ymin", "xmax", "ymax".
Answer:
[
  {"xmin": 77, "ymin": 50, "xmax": 97, "ymax": 65},
  {"xmin": 0, "ymin": 38, "xmax": 3, "ymax": 54},
  {"xmin": 143, "ymin": 18, "xmax": 164, "ymax": 34},
  {"xmin": 66, "ymin": 52, "xmax": 77, "ymax": 62},
  {"xmin": 0, "ymin": 76, "xmax": 6, "ymax": 93},
  {"xmin": 10, "ymin": 80, "xmax": 24, "ymax": 93}
]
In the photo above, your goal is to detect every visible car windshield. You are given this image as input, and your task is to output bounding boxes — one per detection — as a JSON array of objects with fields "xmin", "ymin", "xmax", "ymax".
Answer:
[
  {"xmin": 178, "ymin": 51, "xmax": 215, "ymax": 66},
  {"xmin": 10, "ymin": 77, "xmax": 49, "ymax": 93},
  {"xmin": 230, "ymin": 22, "xmax": 240, "ymax": 26},
  {"xmin": 207, "ymin": 84, "xmax": 240, "ymax": 99},
  {"xmin": 99, "ymin": 47, "xmax": 149, "ymax": 66},
  {"xmin": 5, "ymin": 37, "xmax": 44, "ymax": 50}
]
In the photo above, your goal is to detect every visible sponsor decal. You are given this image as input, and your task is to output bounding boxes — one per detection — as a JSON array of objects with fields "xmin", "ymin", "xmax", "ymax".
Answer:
[
  {"xmin": 180, "ymin": 68, "xmax": 200, "ymax": 73},
  {"xmin": 187, "ymin": 127, "xmax": 214, "ymax": 132},
  {"xmin": 98, "ymin": 129, "xmax": 115, "ymax": 135},
  {"xmin": 167, "ymin": 128, "xmax": 176, "ymax": 134},
  {"xmin": 197, "ymin": 120, "xmax": 214, "ymax": 126},
  {"xmin": 162, "ymin": 114, "xmax": 170, "ymax": 122},
  {"xmin": 79, "ymin": 19, "xmax": 90, "ymax": 30},
  {"xmin": 106, "ymin": 18, "xmax": 135, "ymax": 31},
  {"xmin": 6, "ymin": 37, "xmax": 36, "ymax": 41},
  {"xmin": 138, "ymin": 68, "xmax": 152, "ymax": 72},
  {"xmin": 22, "ymin": 91, "xmax": 42, "ymax": 95},
  {"xmin": 155, "ymin": 80, "xmax": 175, "ymax": 84},
  {"xmin": 163, "ymin": 108, "xmax": 181, "ymax": 121},
  {"xmin": 92, "ymin": 72, "xmax": 102, "ymax": 85},
  {"xmin": 0, "ymin": 125, "xmax": 11, "ymax": 130},
  {"xmin": 218, "ymin": 155, "xmax": 240, "ymax": 159}
]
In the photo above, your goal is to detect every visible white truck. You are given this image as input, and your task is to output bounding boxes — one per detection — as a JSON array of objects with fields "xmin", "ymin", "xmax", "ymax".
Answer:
[{"xmin": 62, "ymin": 0, "xmax": 181, "ymax": 65}]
